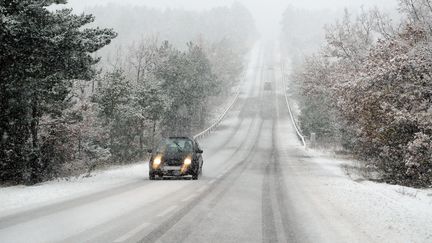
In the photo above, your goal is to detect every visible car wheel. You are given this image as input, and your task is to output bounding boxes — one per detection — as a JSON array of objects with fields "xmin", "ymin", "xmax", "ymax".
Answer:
[
  {"xmin": 149, "ymin": 172, "xmax": 155, "ymax": 180},
  {"xmin": 192, "ymin": 168, "xmax": 199, "ymax": 180}
]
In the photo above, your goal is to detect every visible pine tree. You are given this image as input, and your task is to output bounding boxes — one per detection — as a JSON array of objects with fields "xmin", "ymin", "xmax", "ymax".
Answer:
[{"xmin": 0, "ymin": 0, "xmax": 116, "ymax": 184}]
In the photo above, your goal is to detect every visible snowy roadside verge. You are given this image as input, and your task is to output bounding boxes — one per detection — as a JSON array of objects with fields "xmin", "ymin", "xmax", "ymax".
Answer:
[
  {"xmin": 0, "ymin": 163, "xmax": 148, "ymax": 217},
  {"xmin": 307, "ymin": 148, "xmax": 432, "ymax": 205},
  {"xmin": 304, "ymin": 149, "xmax": 432, "ymax": 242},
  {"xmin": 203, "ymin": 90, "xmax": 239, "ymax": 130}
]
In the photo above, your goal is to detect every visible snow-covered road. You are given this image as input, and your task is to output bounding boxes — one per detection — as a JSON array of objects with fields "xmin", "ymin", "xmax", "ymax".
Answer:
[{"xmin": 0, "ymin": 42, "xmax": 431, "ymax": 243}]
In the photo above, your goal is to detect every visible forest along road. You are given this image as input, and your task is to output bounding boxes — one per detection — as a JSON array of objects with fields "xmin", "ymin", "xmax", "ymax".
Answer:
[{"xmin": 0, "ymin": 42, "xmax": 431, "ymax": 243}]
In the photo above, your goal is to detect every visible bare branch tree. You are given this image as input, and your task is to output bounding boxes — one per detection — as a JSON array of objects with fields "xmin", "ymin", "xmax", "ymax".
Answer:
[{"xmin": 128, "ymin": 35, "xmax": 159, "ymax": 83}]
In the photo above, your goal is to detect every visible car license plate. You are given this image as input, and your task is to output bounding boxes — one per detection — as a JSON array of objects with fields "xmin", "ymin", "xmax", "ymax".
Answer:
[{"xmin": 164, "ymin": 166, "xmax": 181, "ymax": 171}]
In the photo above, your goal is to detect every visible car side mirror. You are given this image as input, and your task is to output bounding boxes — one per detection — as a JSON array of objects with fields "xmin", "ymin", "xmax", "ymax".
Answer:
[
  {"xmin": 196, "ymin": 149, "xmax": 203, "ymax": 154},
  {"xmin": 147, "ymin": 149, "xmax": 153, "ymax": 153}
]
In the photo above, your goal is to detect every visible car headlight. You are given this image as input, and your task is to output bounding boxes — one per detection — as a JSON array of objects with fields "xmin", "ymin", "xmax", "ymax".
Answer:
[
  {"xmin": 152, "ymin": 155, "xmax": 162, "ymax": 169},
  {"xmin": 183, "ymin": 157, "xmax": 192, "ymax": 166}
]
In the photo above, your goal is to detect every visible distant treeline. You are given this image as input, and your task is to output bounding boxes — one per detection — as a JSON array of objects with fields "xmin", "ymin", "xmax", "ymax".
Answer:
[
  {"xmin": 282, "ymin": 0, "xmax": 432, "ymax": 187},
  {"xmin": 0, "ymin": 1, "xmax": 257, "ymax": 185}
]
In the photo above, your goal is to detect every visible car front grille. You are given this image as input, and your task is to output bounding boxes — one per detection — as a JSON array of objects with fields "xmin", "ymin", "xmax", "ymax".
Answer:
[{"xmin": 165, "ymin": 159, "xmax": 182, "ymax": 166}]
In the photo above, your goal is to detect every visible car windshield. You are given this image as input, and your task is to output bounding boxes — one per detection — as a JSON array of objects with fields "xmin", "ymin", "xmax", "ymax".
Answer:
[{"xmin": 156, "ymin": 138, "xmax": 193, "ymax": 153}]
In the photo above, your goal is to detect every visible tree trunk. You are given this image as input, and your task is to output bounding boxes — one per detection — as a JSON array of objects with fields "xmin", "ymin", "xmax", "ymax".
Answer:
[
  {"xmin": 78, "ymin": 130, "xmax": 81, "ymax": 159},
  {"xmin": 137, "ymin": 68, "xmax": 141, "ymax": 83},
  {"xmin": 28, "ymin": 95, "xmax": 41, "ymax": 184},
  {"xmin": 139, "ymin": 122, "xmax": 144, "ymax": 155},
  {"xmin": 151, "ymin": 120, "xmax": 156, "ymax": 147}
]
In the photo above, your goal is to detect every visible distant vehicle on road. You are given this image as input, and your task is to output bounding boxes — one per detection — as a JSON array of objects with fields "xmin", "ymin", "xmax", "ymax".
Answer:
[
  {"xmin": 148, "ymin": 137, "xmax": 203, "ymax": 180},
  {"xmin": 264, "ymin": 82, "xmax": 272, "ymax": 91}
]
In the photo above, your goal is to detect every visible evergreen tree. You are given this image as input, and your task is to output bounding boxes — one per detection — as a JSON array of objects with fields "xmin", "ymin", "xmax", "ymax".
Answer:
[
  {"xmin": 0, "ymin": 0, "xmax": 116, "ymax": 184},
  {"xmin": 156, "ymin": 42, "xmax": 217, "ymax": 136}
]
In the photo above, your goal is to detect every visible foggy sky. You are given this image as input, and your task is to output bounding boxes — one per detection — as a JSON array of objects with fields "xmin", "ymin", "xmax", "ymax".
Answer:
[{"xmin": 66, "ymin": 0, "xmax": 398, "ymax": 38}]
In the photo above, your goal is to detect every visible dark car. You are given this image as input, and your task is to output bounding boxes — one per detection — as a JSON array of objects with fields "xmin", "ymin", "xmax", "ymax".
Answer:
[{"xmin": 148, "ymin": 137, "xmax": 203, "ymax": 180}]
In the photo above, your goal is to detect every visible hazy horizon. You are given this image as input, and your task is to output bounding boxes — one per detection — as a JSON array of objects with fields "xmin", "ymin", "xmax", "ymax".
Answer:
[{"xmin": 64, "ymin": 0, "xmax": 399, "ymax": 39}]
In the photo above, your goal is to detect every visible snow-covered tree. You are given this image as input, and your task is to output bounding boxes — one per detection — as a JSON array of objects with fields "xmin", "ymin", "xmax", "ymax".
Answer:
[
  {"xmin": 156, "ymin": 42, "xmax": 217, "ymax": 136},
  {"xmin": 287, "ymin": 4, "xmax": 432, "ymax": 186},
  {"xmin": 0, "ymin": 0, "xmax": 116, "ymax": 184},
  {"xmin": 338, "ymin": 25, "xmax": 432, "ymax": 186},
  {"xmin": 127, "ymin": 36, "xmax": 160, "ymax": 83},
  {"xmin": 205, "ymin": 38, "xmax": 245, "ymax": 93},
  {"xmin": 399, "ymin": 0, "xmax": 432, "ymax": 33}
]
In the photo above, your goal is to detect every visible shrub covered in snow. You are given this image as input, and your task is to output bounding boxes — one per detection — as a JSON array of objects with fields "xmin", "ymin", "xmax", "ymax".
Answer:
[
  {"xmin": 285, "ymin": 0, "xmax": 432, "ymax": 187},
  {"xmin": 339, "ymin": 25, "xmax": 432, "ymax": 186}
]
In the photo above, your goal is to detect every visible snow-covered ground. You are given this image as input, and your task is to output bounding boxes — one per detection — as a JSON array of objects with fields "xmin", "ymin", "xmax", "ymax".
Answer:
[
  {"xmin": 303, "ymin": 149, "xmax": 432, "ymax": 242},
  {"xmin": 0, "ymin": 163, "xmax": 148, "ymax": 217},
  {"xmin": 310, "ymin": 148, "xmax": 432, "ymax": 206}
]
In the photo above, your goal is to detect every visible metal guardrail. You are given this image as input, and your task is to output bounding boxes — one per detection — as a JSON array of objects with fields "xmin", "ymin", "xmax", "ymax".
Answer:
[
  {"xmin": 193, "ymin": 42, "xmax": 261, "ymax": 140},
  {"xmin": 193, "ymin": 90, "xmax": 240, "ymax": 140},
  {"xmin": 193, "ymin": 62, "xmax": 306, "ymax": 149},
  {"xmin": 280, "ymin": 63, "xmax": 307, "ymax": 148}
]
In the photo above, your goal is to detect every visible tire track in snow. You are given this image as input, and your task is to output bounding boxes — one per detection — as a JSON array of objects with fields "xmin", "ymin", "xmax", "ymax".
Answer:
[
  {"xmin": 0, "ymin": 180, "xmax": 149, "ymax": 230},
  {"xmin": 138, "ymin": 115, "xmax": 264, "ymax": 243}
]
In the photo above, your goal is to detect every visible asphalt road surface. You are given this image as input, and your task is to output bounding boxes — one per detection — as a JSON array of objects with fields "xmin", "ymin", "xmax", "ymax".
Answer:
[{"xmin": 0, "ymin": 43, "xmax": 429, "ymax": 243}]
